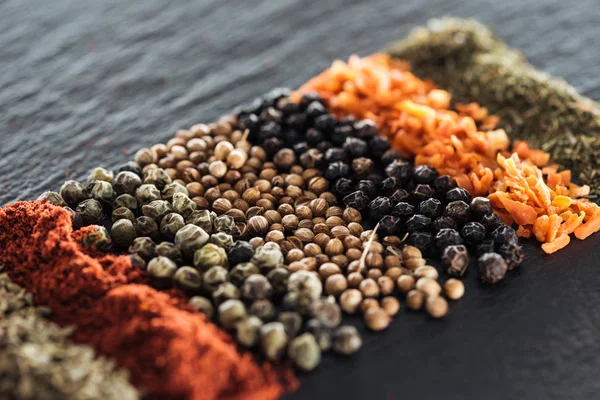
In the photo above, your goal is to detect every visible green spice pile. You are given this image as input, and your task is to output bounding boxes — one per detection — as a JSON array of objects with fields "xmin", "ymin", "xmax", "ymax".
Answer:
[
  {"xmin": 387, "ymin": 17, "xmax": 600, "ymax": 196},
  {"xmin": 0, "ymin": 273, "xmax": 139, "ymax": 400}
]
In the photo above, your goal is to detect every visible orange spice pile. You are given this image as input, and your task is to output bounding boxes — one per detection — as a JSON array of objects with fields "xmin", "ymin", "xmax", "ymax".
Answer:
[{"xmin": 296, "ymin": 53, "xmax": 600, "ymax": 253}]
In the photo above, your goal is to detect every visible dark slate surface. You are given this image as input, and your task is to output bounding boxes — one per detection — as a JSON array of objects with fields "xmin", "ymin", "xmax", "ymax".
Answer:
[{"xmin": 1, "ymin": 1, "xmax": 600, "ymax": 399}]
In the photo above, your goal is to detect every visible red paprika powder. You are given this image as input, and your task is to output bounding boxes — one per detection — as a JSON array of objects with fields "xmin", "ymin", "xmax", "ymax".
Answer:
[{"xmin": 0, "ymin": 201, "xmax": 294, "ymax": 400}]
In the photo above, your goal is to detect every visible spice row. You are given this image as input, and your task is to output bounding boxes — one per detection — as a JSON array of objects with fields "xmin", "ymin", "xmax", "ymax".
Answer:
[{"xmin": 0, "ymin": 19, "xmax": 598, "ymax": 400}]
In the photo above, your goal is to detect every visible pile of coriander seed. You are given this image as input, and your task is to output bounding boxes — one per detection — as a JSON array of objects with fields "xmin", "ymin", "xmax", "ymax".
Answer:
[{"xmin": 38, "ymin": 88, "xmax": 523, "ymax": 372}]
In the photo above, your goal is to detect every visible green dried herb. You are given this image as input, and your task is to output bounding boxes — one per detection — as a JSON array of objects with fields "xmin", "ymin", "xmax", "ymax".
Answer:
[
  {"xmin": 0, "ymin": 273, "xmax": 139, "ymax": 400},
  {"xmin": 388, "ymin": 17, "xmax": 600, "ymax": 196}
]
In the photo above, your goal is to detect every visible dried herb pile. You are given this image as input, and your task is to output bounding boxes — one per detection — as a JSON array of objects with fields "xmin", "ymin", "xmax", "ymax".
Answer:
[
  {"xmin": 0, "ymin": 272, "xmax": 139, "ymax": 400},
  {"xmin": 387, "ymin": 17, "xmax": 600, "ymax": 197}
]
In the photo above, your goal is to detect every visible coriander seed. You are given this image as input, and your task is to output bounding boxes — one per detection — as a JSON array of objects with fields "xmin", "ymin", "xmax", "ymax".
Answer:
[
  {"xmin": 416, "ymin": 277, "xmax": 441, "ymax": 298},
  {"xmin": 414, "ymin": 265, "xmax": 439, "ymax": 280},
  {"xmin": 406, "ymin": 290, "xmax": 425, "ymax": 311},
  {"xmin": 381, "ymin": 296, "xmax": 400, "ymax": 316},
  {"xmin": 340, "ymin": 289, "xmax": 362, "ymax": 314},
  {"xmin": 425, "ymin": 296, "xmax": 448, "ymax": 318},
  {"xmin": 325, "ymin": 274, "xmax": 348, "ymax": 297},
  {"xmin": 347, "ymin": 272, "xmax": 364, "ymax": 288},
  {"xmin": 443, "ymin": 278, "xmax": 465, "ymax": 300},
  {"xmin": 377, "ymin": 276, "xmax": 395, "ymax": 296},
  {"xmin": 364, "ymin": 307, "xmax": 390, "ymax": 331}
]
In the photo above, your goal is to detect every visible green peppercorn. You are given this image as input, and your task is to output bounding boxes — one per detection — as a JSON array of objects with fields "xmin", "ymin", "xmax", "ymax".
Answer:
[
  {"xmin": 173, "ymin": 266, "xmax": 203, "ymax": 292},
  {"xmin": 87, "ymin": 167, "xmax": 113, "ymax": 183},
  {"xmin": 186, "ymin": 210, "xmax": 213, "ymax": 233},
  {"xmin": 251, "ymin": 246, "xmax": 284, "ymax": 272},
  {"xmin": 37, "ymin": 191, "xmax": 66, "ymax": 206},
  {"xmin": 142, "ymin": 200, "xmax": 172, "ymax": 222},
  {"xmin": 162, "ymin": 182, "xmax": 188, "ymax": 200},
  {"xmin": 309, "ymin": 297, "xmax": 342, "ymax": 328},
  {"xmin": 259, "ymin": 322, "xmax": 288, "ymax": 360},
  {"xmin": 172, "ymin": 192, "xmax": 197, "ymax": 218},
  {"xmin": 112, "ymin": 207, "xmax": 136, "ymax": 223},
  {"xmin": 147, "ymin": 256, "xmax": 178, "ymax": 281},
  {"xmin": 110, "ymin": 219, "xmax": 137, "ymax": 248},
  {"xmin": 175, "ymin": 224, "xmax": 210, "ymax": 260},
  {"xmin": 81, "ymin": 225, "xmax": 112, "ymax": 251},
  {"xmin": 160, "ymin": 213, "xmax": 185, "ymax": 239},
  {"xmin": 86, "ymin": 180, "xmax": 115, "ymax": 204},
  {"xmin": 129, "ymin": 253, "xmax": 146, "ymax": 270},
  {"xmin": 241, "ymin": 275, "xmax": 273, "ymax": 301},
  {"xmin": 287, "ymin": 271, "xmax": 322, "ymax": 300},
  {"xmin": 63, "ymin": 206, "xmax": 83, "ymax": 229},
  {"xmin": 332, "ymin": 325, "xmax": 362, "ymax": 355},
  {"xmin": 212, "ymin": 282, "xmax": 240, "ymax": 306},
  {"xmin": 213, "ymin": 215, "xmax": 239, "ymax": 236},
  {"xmin": 266, "ymin": 268, "xmax": 289, "ymax": 296},
  {"xmin": 135, "ymin": 216, "xmax": 159, "ymax": 238},
  {"xmin": 189, "ymin": 296, "xmax": 214, "ymax": 319},
  {"xmin": 236, "ymin": 316, "xmax": 263, "ymax": 348},
  {"xmin": 76, "ymin": 199, "xmax": 104, "ymax": 225},
  {"xmin": 278, "ymin": 311, "xmax": 302, "ymax": 338},
  {"xmin": 113, "ymin": 194, "xmax": 138, "ymax": 213},
  {"xmin": 305, "ymin": 319, "xmax": 332, "ymax": 351},
  {"xmin": 144, "ymin": 168, "xmax": 172, "ymax": 190},
  {"xmin": 230, "ymin": 262, "xmax": 260, "ymax": 286},
  {"xmin": 128, "ymin": 237, "xmax": 156, "ymax": 261},
  {"xmin": 113, "ymin": 171, "xmax": 142, "ymax": 196},
  {"xmin": 155, "ymin": 242, "xmax": 182, "ymax": 262},
  {"xmin": 249, "ymin": 299, "xmax": 276, "ymax": 322},
  {"xmin": 194, "ymin": 243, "xmax": 228, "ymax": 271},
  {"xmin": 60, "ymin": 180, "xmax": 88, "ymax": 207},
  {"xmin": 210, "ymin": 232, "xmax": 233, "ymax": 249},
  {"xmin": 288, "ymin": 333, "xmax": 321, "ymax": 371},
  {"xmin": 136, "ymin": 184, "xmax": 162, "ymax": 205},
  {"xmin": 218, "ymin": 299, "xmax": 246, "ymax": 330},
  {"xmin": 202, "ymin": 266, "xmax": 229, "ymax": 292}
]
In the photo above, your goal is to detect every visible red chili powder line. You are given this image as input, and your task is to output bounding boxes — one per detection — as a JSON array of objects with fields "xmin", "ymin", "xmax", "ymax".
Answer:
[{"xmin": 0, "ymin": 201, "xmax": 295, "ymax": 400}]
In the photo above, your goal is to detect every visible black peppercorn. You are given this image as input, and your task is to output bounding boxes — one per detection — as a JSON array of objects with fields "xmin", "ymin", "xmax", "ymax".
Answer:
[
  {"xmin": 460, "ymin": 222, "xmax": 486, "ymax": 243},
  {"xmin": 381, "ymin": 149, "xmax": 403, "ymax": 165},
  {"xmin": 306, "ymin": 101, "xmax": 327, "ymax": 119},
  {"xmin": 432, "ymin": 216, "xmax": 457, "ymax": 232},
  {"xmin": 406, "ymin": 232, "xmax": 432, "ymax": 252},
  {"xmin": 378, "ymin": 215, "xmax": 400, "ymax": 236},
  {"xmin": 480, "ymin": 213, "xmax": 503, "ymax": 232},
  {"xmin": 385, "ymin": 159, "xmax": 412, "ymax": 182},
  {"xmin": 470, "ymin": 197, "xmax": 493, "ymax": 219},
  {"xmin": 343, "ymin": 137, "xmax": 368, "ymax": 158},
  {"xmin": 380, "ymin": 177, "xmax": 400, "ymax": 196},
  {"xmin": 333, "ymin": 178, "xmax": 355, "ymax": 197},
  {"xmin": 343, "ymin": 191, "xmax": 370, "ymax": 210},
  {"xmin": 355, "ymin": 180, "xmax": 377, "ymax": 200},
  {"xmin": 418, "ymin": 198, "xmax": 442, "ymax": 218},
  {"xmin": 324, "ymin": 147, "xmax": 348, "ymax": 163},
  {"xmin": 368, "ymin": 136, "xmax": 390, "ymax": 154},
  {"xmin": 498, "ymin": 242, "xmax": 524, "ymax": 270},
  {"xmin": 478, "ymin": 253, "xmax": 508, "ymax": 284},
  {"xmin": 354, "ymin": 119, "xmax": 378, "ymax": 139},
  {"xmin": 442, "ymin": 244, "xmax": 469, "ymax": 277},
  {"xmin": 491, "ymin": 225, "xmax": 518, "ymax": 245},
  {"xmin": 435, "ymin": 228, "xmax": 464, "ymax": 249},
  {"xmin": 413, "ymin": 165, "xmax": 440, "ymax": 184},
  {"xmin": 117, "ymin": 161, "xmax": 142, "ymax": 176},
  {"xmin": 325, "ymin": 162, "xmax": 350, "ymax": 180},
  {"xmin": 446, "ymin": 187, "xmax": 472, "ymax": 203},
  {"xmin": 476, "ymin": 240, "xmax": 495, "ymax": 256},
  {"xmin": 413, "ymin": 184, "xmax": 435, "ymax": 202},
  {"xmin": 228, "ymin": 241, "xmax": 255, "ymax": 266},
  {"xmin": 392, "ymin": 202, "xmax": 415, "ymax": 219},
  {"xmin": 314, "ymin": 114, "xmax": 337, "ymax": 133},
  {"xmin": 389, "ymin": 188, "xmax": 410, "ymax": 204},
  {"xmin": 405, "ymin": 214, "xmax": 431, "ymax": 233},
  {"xmin": 292, "ymin": 141, "xmax": 310, "ymax": 155},
  {"xmin": 444, "ymin": 201, "xmax": 470, "ymax": 225},
  {"xmin": 432, "ymin": 175, "xmax": 457, "ymax": 196},
  {"xmin": 368, "ymin": 197, "xmax": 393, "ymax": 220}
]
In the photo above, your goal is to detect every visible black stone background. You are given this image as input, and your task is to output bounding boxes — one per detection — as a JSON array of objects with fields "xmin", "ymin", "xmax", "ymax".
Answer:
[{"xmin": 1, "ymin": 0, "xmax": 600, "ymax": 399}]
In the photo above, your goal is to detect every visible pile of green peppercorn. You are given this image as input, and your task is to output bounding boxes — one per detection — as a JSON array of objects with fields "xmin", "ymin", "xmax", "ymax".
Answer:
[{"xmin": 37, "ymin": 88, "xmax": 525, "ymax": 371}]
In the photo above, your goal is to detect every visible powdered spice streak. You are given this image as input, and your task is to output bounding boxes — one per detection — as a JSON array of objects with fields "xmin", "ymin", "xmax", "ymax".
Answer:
[{"xmin": 0, "ymin": 200, "xmax": 294, "ymax": 400}]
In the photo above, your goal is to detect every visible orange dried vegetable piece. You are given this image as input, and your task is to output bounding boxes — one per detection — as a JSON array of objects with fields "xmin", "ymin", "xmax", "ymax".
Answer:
[
  {"xmin": 574, "ymin": 210, "xmax": 600, "ymax": 240},
  {"xmin": 516, "ymin": 225, "xmax": 532, "ymax": 238},
  {"xmin": 533, "ymin": 215, "xmax": 550, "ymax": 242},
  {"xmin": 495, "ymin": 192, "xmax": 538, "ymax": 226},
  {"xmin": 541, "ymin": 234, "xmax": 570, "ymax": 254}
]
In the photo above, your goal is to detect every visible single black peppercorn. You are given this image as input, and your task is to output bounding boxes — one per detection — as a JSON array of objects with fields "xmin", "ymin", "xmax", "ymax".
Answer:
[
  {"xmin": 444, "ymin": 201, "xmax": 470, "ymax": 225},
  {"xmin": 405, "ymin": 214, "xmax": 432, "ymax": 233},
  {"xmin": 432, "ymin": 216, "xmax": 457, "ymax": 232},
  {"xmin": 306, "ymin": 101, "xmax": 327, "ymax": 119},
  {"xmin": 389, "ymin": 188, "xmax": 410, "ymax": 204},
  {"xmin": 368, "ymin": 136, "xmax": 390, "ymax": 154},
  {"xmin": 418, "ymin": 198, "xmax": 443, "ymax": 218},
  {"xmin": 480, "ymin": 213, "xmax": 504, "ymax": 232},
  {"xmin": 406, "ymin": 232, "xmax": 432, "ymax": 252},
  {"xmin": 333, "ymin": 178, "xmax": 355, "ymax": 197},
  {"xmin": 353, "ymin": 119, "xmax": 378, "ymax": 139},
  {"xmin": 477, "ymin": 239, "xmax": 496, "ymax": 256},
  {"xmin": 343, "ymin": 191, "xmax": 370, "ymax": 210},
  {"xmin": 470, "ymin": 197, "xmax": 493, "ymax": 219},
  {"xmin": 413, "ymin": 165, "xmax": 440, "ymax": 184},
  {"xmin": 380, "ymin": 177, "xmax": 400, "ymax": 196},
  {"xmin": 446, "ymin": 187, "xmax": 472, "ymax": 203},
  {"xmin": 343, "ymin": 137, "xmax": 368, "ymax": 158},
  {"xmin": 117, "ymin": 161, "xmax": 142, "ymax": 176},
  {"xmin": 491, "ymin": 225, "xmax": 518, "ymax": 245},
  {"xmin": 460, "ymin": 222, "xmax": 486, "ymax": 243},
  {"xmin": 432, "ymin": 175, "xmax": 457, "ymax": 196},
  {"xmin": 324, "ymin": 147, "xmax": 348, "ymax": 163},
  {"xmin": 498, "ymin": 242, "xmax": 524, "ymax": 270},
  {"xmin": 442, "ymin": 244, "xmax": 469, "ymax": 277},
  {"xmin": 378, "ymin": 215, "xmax": 401, "ymax": 236},
  {"xmin": 478, "ymin": 252, "xmax": 508, "ymax": 284},
  {"xmin": 385, "ymin": 159, "xmax": 412, "ymax": 182},
  {"xmin": 368, "ymin": 197, "xmax": 393, "ymax": 220},
  {"xmin": 381, "ymin": 149, "xmax": 403, "ymax": 165},
  {"xmin": 392, "ymin": 202, "xmax": 415, "ymax": 219},
  {"xmin": 314, "ymin": 114, "xmax": 337, "ymax": 133},
  {"xmin": 228, "ymin": 241, "xmax": 255, "ymax": 267},
  {"xmin": 325, "ymin": 162, "xmax": 350, "ymax": 180},
  {"xmin": 413, "ymin": 184, "xmax": 435, "ymax": 202},
  {"xmin": 292, "ymin": 141, "xmax": 310, "ymax": 155},
  {"xmin": 435, "ymin": 228, "xmax": 464, "ymax": 249},
  {"xmin": 355, "ymin": 180, "xmax": 377, "ymax": 200}
]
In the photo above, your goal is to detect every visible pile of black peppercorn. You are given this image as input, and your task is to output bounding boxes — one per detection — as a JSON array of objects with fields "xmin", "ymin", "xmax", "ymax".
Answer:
[{"xmin": 236, "ymin": 90, "xmax": 524, "ymax": 283}]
